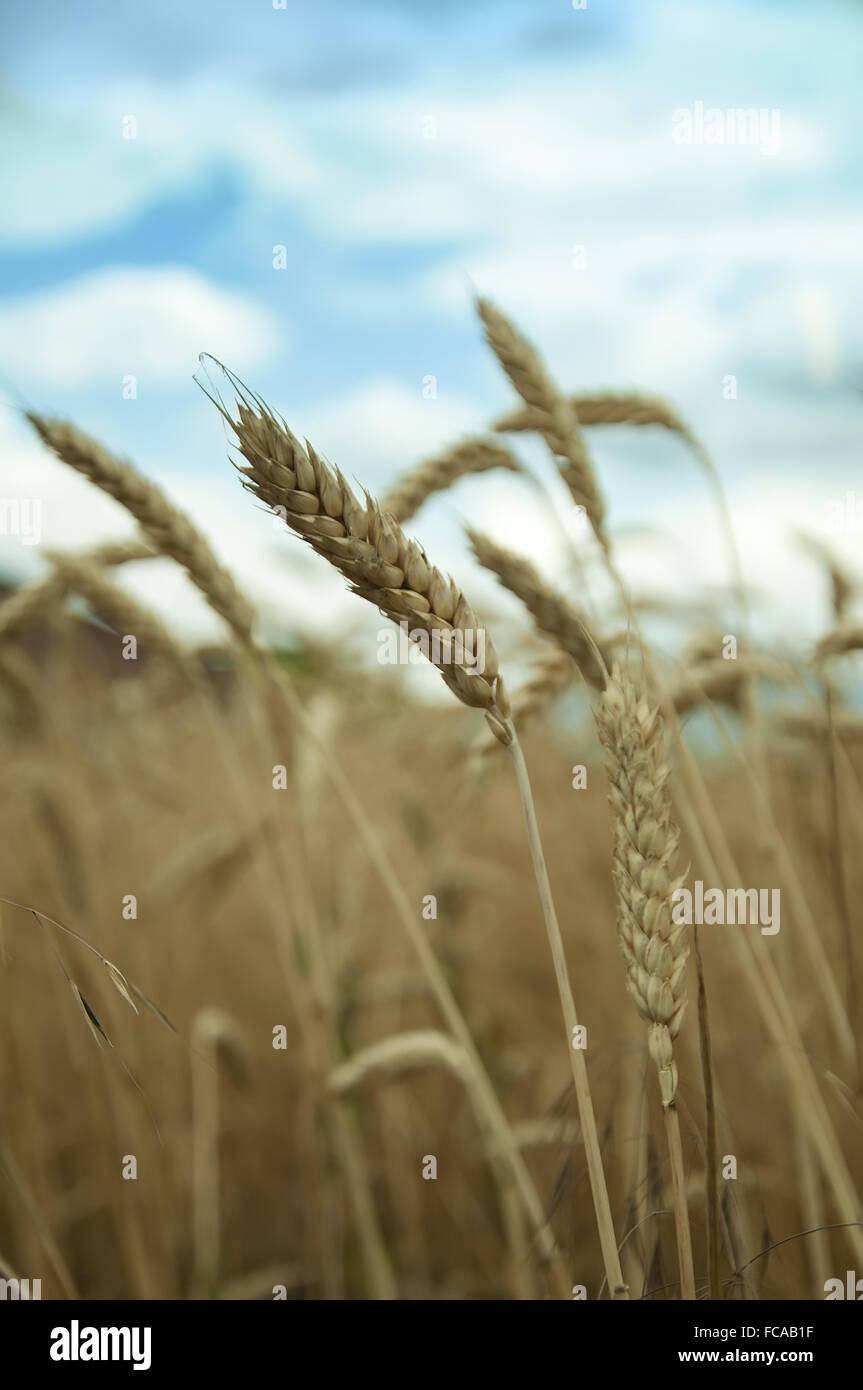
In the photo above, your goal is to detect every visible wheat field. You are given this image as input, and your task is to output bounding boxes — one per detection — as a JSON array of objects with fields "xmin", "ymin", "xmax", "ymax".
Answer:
[{"xmin": 0, "ymin": 299, "xmax": 860, "ymax": 1301}]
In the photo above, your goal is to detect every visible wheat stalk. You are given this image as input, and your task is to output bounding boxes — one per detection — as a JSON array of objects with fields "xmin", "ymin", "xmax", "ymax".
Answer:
[
  {"xmin": 382, "ymin": 437, "xmax": 522, "ymax": 522},
  {"xmin": 191, "ymin": 1008, "xmax": 252, "ymax": 1297},
  {"xmin": 475, "ymin": 298, "xmax": 607, "ymax": 548},
  {"xmin": 594, "ymin": 662, "xmax": 695, "ymax": 1299}
]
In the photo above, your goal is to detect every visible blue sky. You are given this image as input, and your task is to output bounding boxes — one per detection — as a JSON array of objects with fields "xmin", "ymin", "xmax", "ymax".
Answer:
[{"xmin": 1, "ymin": 0, "xmax": 862, "ymax": 668}]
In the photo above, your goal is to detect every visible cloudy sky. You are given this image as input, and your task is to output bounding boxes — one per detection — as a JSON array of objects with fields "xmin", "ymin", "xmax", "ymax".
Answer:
[{"xmin": 1, "ymin": 0, "xmax": 861, "ymax": 668}]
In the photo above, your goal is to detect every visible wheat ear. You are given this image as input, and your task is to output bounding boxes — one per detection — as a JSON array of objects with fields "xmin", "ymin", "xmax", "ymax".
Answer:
[
  {"xmin": 475, "ymin": 298, "xmax": 607, "ymax": 547},
  {"xmin": 26, "ymin": 414, "xmax": 255, "ymax": 644},
  {"xmin": 207, "ymin": 370, "xmax": 510, "ymax": 731},
  {"xmin": 796, "ymin": 532, "xmax": 855, "ymax": 623},
  {"xmin": 46, "ymin": 553, "xmax": 201, "ymax": 684},
  {"xmin": 494, "ymin": 382, "xmax": 767, "ymax": 789},
  {"xmin": 594, "ymin": 663, "xmax": 695, "ymax": 1298},
  {"xmin": 495, "ymin": 389, "xmax": 705, "ymax": 443},
  {"xmin": 382, "ymin": 437, "xmax": 522, "ymax": 522},
  {"xmin": 668, "ymin": 653, "xmax": 793, "ymax": 718},
  {"xmin": 467, "ymin": 528, "xmax": 609, "ymax": 690},
  {"xmin": 0, "ymin": 538, "xmax": 155, "ymax": 648}
]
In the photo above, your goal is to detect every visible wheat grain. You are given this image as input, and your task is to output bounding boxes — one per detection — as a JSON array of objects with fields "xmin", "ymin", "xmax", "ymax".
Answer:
[{"xmin": 381, "ymin": 437, "xmax": 522, "ymax": 522}]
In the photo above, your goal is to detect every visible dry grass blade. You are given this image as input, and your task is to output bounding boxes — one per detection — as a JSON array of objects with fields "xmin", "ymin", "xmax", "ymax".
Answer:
[
  {"xmin": 70, "ymin": 982, "xmax": 112, "ymax": 1048},
  {"xmin": 381, "ymin": 437, "xmax": 522, "ymax": 522},
  {"xmin": 128, "ymin": 982, "xmax": 178, "ymax": 1033},
  {"xmin": 103, "ymin": 959, "xmax": 139, "ymax": 1014},
  {"xmin": 26, "ymin": 414, "xmax": 255, "ymax": 644},
  {"xmin": 475, "ymin": 298, "xmax": 607, "ymax": 547},
  {"xmin": 467, "ymin": 527, "xmax": 609, "ymax": 689}
]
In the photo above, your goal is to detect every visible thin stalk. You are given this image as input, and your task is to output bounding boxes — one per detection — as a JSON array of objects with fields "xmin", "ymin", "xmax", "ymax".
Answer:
[
  {"xmin": 505, "ymin": 720, "xmax": 628, "ymax": 1299},
  {"xmin": 695, "ymin": 927, "xmax": 721, "ymax": 1301},
  {"xmin": 662, "ymin": 1100, "xmax": 696, "ymax": 1299}
]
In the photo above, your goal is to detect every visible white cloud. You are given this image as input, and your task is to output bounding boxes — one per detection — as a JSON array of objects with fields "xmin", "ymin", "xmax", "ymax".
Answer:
[
  {"xmin": 299, "ymin": 379, "xmax": 481, "ymax": 492},
  {"xmin": 0, "ymin": 268, "xmax": 280, "ymax": 389}
]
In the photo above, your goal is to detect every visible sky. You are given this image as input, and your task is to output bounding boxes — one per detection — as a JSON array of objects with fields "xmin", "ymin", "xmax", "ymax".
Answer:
[{"xmin": 1, "ymin": 0, "xmax": 861, "ymax": 683}]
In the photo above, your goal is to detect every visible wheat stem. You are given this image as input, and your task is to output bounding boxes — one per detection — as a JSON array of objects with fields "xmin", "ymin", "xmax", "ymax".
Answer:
[{"xmin": 505, "ymin": 720, "xmax": 628, "ymax": 1299}]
